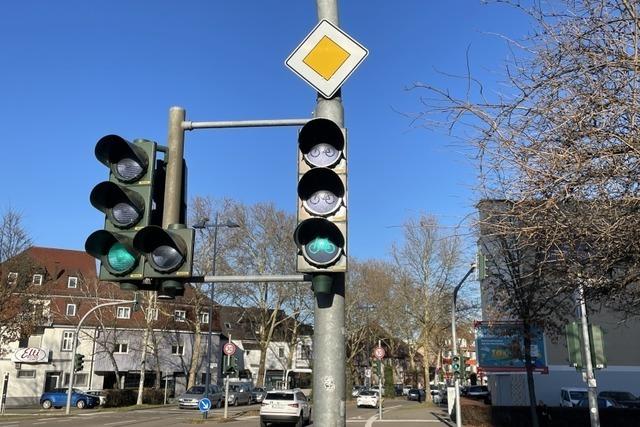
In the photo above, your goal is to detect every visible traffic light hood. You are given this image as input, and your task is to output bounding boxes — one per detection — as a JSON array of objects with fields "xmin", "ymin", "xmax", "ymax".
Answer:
[
  {"xmin": 294, "ymin": 218, "xmax": 345, "ymax": 247},
  {"xmin": 95, "ymin": 135, "xmax": 151, "ymax": 183},
  {"xmin": 90, "ymin": 181, "xmax": 145, "ymax": 228},
  {"xmin": 85, "ymin": 230, "xmax": 140, "ymax": 275},
  {"xmin": 298, "ymin": 118, "xmax": 345, "ymax": 154}
]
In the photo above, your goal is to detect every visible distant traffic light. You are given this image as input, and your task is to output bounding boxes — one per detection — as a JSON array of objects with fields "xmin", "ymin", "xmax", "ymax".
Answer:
[
  {"xmin": 85, "ymin": 136, "xmax": 158, "ymax": 289},
  {"xmin": 452, "ymin": 355, "xmax": 461, "ymax": 379},
  {"xmin": 74, "ymin": 354, "xmax": 85, "ymax": 372},
  {"xmin": 293, "ymin": 118, "xmax": 347, "ymax": 293}
]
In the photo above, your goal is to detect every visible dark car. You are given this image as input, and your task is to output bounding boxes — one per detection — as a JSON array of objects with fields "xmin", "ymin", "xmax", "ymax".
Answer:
[
  {"xmin": 40, "ymin": 388, "xmax": 99, "ymax": 409},
  {"xmin": 598, "ymin": 391, "xmax": 640, "ymax": 408},
  {"xmin": 251, "ymin": 387, "xmax": 267, "ymax": 404},
  {"xmin": 407, "ymin": 388, "xmax": 426, "ymax": 401},
  {"xmin": 178, "ymin": 385, "xmax": 224, "ymax": 409},
  {"xmin": 577, "ymin": 397, "xmax": 620, "ymax": 409}
]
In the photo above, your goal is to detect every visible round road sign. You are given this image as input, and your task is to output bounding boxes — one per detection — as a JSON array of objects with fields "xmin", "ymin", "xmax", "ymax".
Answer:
[
  {"xmin": 373, "ymin": 346, "xmax": 385, "ymax": 360},
  {"xmin": 223, "ymin": 342, "xmax": 237, "ymax": 356},
  {"xmin": 198, "ymin": 397, "xmax": 211, "ymax": 412}
]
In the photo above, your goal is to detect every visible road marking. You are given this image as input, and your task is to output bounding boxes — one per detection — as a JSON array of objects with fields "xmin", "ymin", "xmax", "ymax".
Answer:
[
  {"xmin": 103, "ymin": 421, "xmax": 133, "ymax": 426},
  {"xmin": 78, "ymin": 411, "xmax": 115, "ymax": 416}
]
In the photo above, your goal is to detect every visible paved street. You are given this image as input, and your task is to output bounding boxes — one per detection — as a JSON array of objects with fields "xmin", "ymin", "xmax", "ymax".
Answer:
[{"xmin": 0, "ymin": 399, "xmax": 453, "ymax": 427}]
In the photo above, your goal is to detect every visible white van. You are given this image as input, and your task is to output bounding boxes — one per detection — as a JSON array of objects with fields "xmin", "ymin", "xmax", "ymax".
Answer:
[{"xmin": 560, "ymin": 387, "xmax": 588, "ymax": 407}]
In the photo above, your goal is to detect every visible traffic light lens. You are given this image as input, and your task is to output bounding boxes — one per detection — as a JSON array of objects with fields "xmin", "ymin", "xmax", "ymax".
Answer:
[
  {"xmin": 151, "ymin": 245, "xmax": 183, "ymax": 272},
  {"xmin": 305, "ymin": 190, "xmax": 340, "ymax": 216},
  {"xmin": 304, "ymin": 143, "xmax": 340, "ymax": 168},
  {"xmin": 304, "ymin": 236, "xmax": 340, "ymax": 266},
  {"xmin": 116, "ymin": 157, "xmax": 144, "ymax": 182},
  {"xmin": 107, "ymin": 243, "xmax": 136, "ymax": 272},
  {"xmin": 112, "ymin": 202, "xmax": 140, "ymax": 227}
]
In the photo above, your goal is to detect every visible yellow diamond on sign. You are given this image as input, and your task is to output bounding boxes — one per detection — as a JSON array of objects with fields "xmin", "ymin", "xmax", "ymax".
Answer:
[{"xmin": 303, "ymin": 36, "xmax": 351, "ymax": 81}]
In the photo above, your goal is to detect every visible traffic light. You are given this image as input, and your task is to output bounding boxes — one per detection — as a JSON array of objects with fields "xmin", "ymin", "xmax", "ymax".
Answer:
[
  {"xmin": 452, "ymin": 355, "xmax": 461, "ymax": 379},
  {"xmin": 293, "ymin": 118, "xmax": 347, "ymax": 293},
  {"xmin": 223, "ymin": 355, "xmax": 238, "ymax": 376},
  {"xmin": 133, "ymin": 224, "xmax": 194, "ymax": 298},
  {"xmin": 74, "ymin": 354, "xmax": 85, "ymax": 372},
  {"xmin": 85, "ymin": 135, "xmax": 158, "ymax": 289}
]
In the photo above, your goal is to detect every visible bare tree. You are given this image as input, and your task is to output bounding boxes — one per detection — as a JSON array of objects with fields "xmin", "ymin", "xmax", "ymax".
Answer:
[
  {"xmin": 406, "ymin": 0, "xmax": 640, "ymax": 422},
  {"xmin": 391, "ymin": 214, "xmax": 465, "ymax": 401}
]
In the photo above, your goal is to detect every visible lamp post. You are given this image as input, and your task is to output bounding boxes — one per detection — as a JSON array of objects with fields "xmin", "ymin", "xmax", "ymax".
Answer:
[
  {"xmin": 451, "ymin": 264, "xmax": 476, "ymax": 427},
  {"xmin": 193, "ymin": 213, "xmax": 240, "ymax": 413}
]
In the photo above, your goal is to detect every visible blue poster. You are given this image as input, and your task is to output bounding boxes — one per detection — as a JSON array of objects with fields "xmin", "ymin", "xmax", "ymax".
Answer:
[{"xmin": 476, "ymin": 322, "xmax": 548, "ymax": 373}]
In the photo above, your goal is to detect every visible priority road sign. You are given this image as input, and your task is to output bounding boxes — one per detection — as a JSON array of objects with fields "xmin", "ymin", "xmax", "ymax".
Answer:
[
  {"xmin": 286, "ymin": 20, "xmax": 368, "ymax": 99},
  {"xmin": 223, "ymin": 342, "xmax": 237, "ymax": 356}
]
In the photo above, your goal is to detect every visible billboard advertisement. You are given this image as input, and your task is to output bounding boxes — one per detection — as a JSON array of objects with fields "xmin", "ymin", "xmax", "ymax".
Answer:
[{"xmin": 475, "ymin": 322, "xmax": 548, "ymax": 374}]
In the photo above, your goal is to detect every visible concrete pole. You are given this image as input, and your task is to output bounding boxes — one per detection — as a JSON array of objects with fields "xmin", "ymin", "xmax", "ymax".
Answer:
[
  {"xmin": 579, "ymin": 283, "xmax": 600, "ymax": 427},
  {"xmin": 312, "ymin": 1, "xmax": 346, "ymax": 426}
]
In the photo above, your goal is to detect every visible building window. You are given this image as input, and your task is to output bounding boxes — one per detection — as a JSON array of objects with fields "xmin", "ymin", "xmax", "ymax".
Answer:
[
  {"xmin": 147, "ymin": 308, "xmax": 158, "ymax": 321},
  {"xmin": 32, "ymin": 274, "xmax": 43, "ymax": 286},
  {"xmin": 300, "ymin": 344, "xmax": 312, "ymax": 360},
  {"xmin": 17, "ymin": 370, "xmax": 35, "ymax": 379},
  {"xmin": 171, "ymin": 344, "xmax": 185, "ymax": 355},
  {"xmin": 114, "ymin": 342, "xmax": 129, "ymax": 354},
  {"xmin": 174, "ymin": 310, "xmax": 186, "ymax": 322},
  {"xmin": 67, "ymin": 276, "xmax": 78, "ymax": 288},
  {"xmin": 7, "ymin": 272, "xmax": 17, "ymax": 285},
  {"xmin": 116, "ymin": 306, "xmax": 131, "ymax": 319},
  {"xmin": 66, "ymin": 304, "xmax": 77, "ymax": 317},
  {"xmin": 61, "ymin": 331, "xmax": 74, "ymax": 351},
  {"xmin": 199, "ymin": 312, "xmax": 209, "ymax": 324},
  {"xmin": 63, "ymin": 372, "xmax": 88, "ymax": 387},
  {"xmin": 278, "ymin": 347, "xmax": 285, "ymax": 358}
]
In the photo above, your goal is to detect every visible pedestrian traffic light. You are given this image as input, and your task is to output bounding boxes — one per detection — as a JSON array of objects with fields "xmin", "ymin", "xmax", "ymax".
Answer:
[
  {"xmin": 452, "ymin": 355, "xmax": 461, "ymax": 379},
  {"xmin": 133, "ymin": 224, "xmax": 194, "ymax": 297},
  {"xmin": 293, "ymin": 118, "xmax": 347, "ymax": 292},
  {"xmin": 74, "ymin": 354, "xmax": 85, "ymax": 372},
  {"xmin": 86, "ymin": 135, "xmax": 158, "ymax": 289}
]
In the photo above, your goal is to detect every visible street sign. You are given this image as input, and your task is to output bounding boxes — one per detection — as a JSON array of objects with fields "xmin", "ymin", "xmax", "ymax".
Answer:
[
  {"xmin": 198, "ymin": 397, "xmax": 211, "ymax": 412},
  {"xmin": 364, "ymin": 367, "xmax": 372, "ymax": 378},
  {"xmin": 223, "ymin": 342, "xmax": 237, "ymax": 356},
  {"xmin": 286, "ymin": 20, "xmax": 368, "ymax": 99},
  {"xmin": 373, "ymin": 346, "xmax": 385, "ymax": 360}
]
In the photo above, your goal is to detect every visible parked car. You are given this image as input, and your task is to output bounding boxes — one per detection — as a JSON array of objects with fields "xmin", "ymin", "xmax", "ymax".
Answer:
[
  {"xmin": 402, "ymin": 385, "xmax": 412, "ymax": 396},
  {"xmin": 357, "ymin": 390, "xmax": 381, "ymax": 408},
  {"xmin": 260, "ymin": 389, "xmax": 312, "ymax": 427},
  {"xmin": 40, "ymin": 388, "xmax": 99, "ymax": 409},
  {"xmin": 577, "ymin": 397, "xmax": 621, "ymax": 409},
  {"xmin": 407, "ymin": 388, "xmax": 425, "ymax": 401},
  {"xmin": 227, "ymin": 384, "xmax": 251, "ymax": 406},
  {"xmin": 178, "ymin": 385, "xmax": 223, "ymax": 409},
  {"xmin": 251, "ymin": 387, "xmax": 267, "ymax": 404},
  {"xmin": 85, "ymin": 389, "xmax": 106, "ymax": 406},
  {"xmin": 560, "ymin": 387, "xmax": 588, "ymax": 407},
  {"xmin": 466, "ymin": 385, "xmax": 490, "ymax": 400},
  {"xmin": 598, "ymin": 391, "xmax": 640, "ymax": 408}
]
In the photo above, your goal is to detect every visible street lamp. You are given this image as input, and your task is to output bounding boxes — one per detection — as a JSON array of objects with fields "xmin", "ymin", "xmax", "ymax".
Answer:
[
  {"xmin": 192, "ymin": 213, "xmax": 240, "ymax": 402},
  {"xmin": 451, "ymin": 263, "xmax": 476, "ymax": 427}
]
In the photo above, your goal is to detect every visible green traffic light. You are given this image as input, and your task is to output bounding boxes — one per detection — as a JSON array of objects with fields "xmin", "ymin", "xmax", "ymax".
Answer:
[
  {"xmin": 305, "ymin": 236, "xmax": 340, "ymax": 266},
  {"xmin": 107, "ymin": 243, "xmax": 136, "ymax": 272}
]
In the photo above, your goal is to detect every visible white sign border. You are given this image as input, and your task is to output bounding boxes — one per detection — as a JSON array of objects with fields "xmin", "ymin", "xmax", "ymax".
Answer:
[{"xmin": 286, "ymin": 20, "xmax": 368, "ymax": 99}]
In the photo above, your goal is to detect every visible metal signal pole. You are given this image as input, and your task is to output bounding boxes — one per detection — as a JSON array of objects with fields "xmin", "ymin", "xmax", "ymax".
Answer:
[{"xmin": 313, "ymin": 1, "xmax": 346, "ymax": 425}]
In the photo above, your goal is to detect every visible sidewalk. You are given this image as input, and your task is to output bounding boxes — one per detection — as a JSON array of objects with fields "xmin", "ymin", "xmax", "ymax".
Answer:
[{"xmin": 361, "ymin": 401, "xmax": 453, "ymax": 426}]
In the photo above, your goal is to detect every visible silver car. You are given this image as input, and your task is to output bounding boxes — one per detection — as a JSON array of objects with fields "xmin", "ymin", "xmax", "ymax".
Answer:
[
  {"xmin": 251, "ymin": 387, "xmax": 267, "ymax": 404},
  {"xmin": 178, "ymin": 385, "xmax": 223, "ymax": 409},
  {"xmin": 227, "ymin": 384, "xmax": 252, "ymax": 406}
]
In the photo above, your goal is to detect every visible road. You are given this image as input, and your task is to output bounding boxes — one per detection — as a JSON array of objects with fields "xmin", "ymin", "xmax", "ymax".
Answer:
[{"xmin": 0, "ymin": 399, "xmax": 453, "ymax": 427}]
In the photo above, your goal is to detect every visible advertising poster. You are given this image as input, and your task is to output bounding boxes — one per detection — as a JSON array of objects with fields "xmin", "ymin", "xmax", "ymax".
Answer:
[{"xmin": 476, "ymin": 322, "xmax": 548, "ymax": 373}]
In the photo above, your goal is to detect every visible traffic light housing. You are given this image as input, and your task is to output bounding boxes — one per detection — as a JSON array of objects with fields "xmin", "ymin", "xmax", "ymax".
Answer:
[
  {"xmin": 223, "ymin": 355, "xmax": 238, "ymax": 377},
  {"xmin": 452, "ymin": 354, "xmax": 461, "ymax": 379},
  {"xmin": 86, "ymin": 136, "xmax": 158, "ymax": 288},
  {"xmin": 133, "ymin": 224, "xmax": 194, "ymax": 297},
  {"xmin": 74, "ymin": 354, "xmax": 85, "ymax": 372},
  {"xmin": 293, "ymin": 118, "xmax": 347, "ymax": 291}
]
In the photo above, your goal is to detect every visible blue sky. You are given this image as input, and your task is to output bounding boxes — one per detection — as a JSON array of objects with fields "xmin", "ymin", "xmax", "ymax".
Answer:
[{"xmin": 0, "ymin": 1, "xmax": 530, "ymax": 262}]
